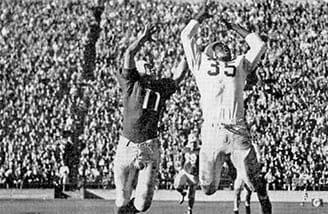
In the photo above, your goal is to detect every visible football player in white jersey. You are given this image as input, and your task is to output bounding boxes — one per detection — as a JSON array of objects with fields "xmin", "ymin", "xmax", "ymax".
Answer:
[{"xmin": 180, "ymin": 1, "xmax": 271, "ymax": 213}]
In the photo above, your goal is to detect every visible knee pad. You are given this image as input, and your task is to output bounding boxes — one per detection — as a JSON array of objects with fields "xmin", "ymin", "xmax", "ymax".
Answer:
[
  {"xmin": 115, "ymin": 198, "xmax": 129, "ymax": 208},
  {"xmin": 253, "ymin": 176, "xmax": 267, "ymax": 196},
  {"xmin": 201, "ymin": 182, "xmax": 216, "ymax": 195},
  {"xmin": 134, "ymin": 197, "xmax": 152, "ymax": 212}
]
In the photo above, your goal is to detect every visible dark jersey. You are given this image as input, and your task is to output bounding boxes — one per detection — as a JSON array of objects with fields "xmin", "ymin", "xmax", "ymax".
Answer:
[
  {"xmin": 181, "ymin": 148, "xmax": 199, "ymax": 176},
  {"xmin": 117, "ymin": 68, "xmax": 177, "ymax": 143}
]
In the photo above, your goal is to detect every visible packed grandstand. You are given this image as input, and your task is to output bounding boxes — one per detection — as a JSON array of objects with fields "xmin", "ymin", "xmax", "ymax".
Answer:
[{"xmin": 0, "ymin": 0, "xmax": 327, "ymax": 192}]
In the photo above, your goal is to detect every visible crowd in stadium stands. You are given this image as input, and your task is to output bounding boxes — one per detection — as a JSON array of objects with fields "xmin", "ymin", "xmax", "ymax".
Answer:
[{"xmin": 0, "ymin": 0, "xmax": 327, "ymax": 191}]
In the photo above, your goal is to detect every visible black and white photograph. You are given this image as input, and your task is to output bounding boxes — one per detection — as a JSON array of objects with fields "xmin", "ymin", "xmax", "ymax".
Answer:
[{"xmin": 0, "ymin": 0, "xmax": 327, "ymax": 213}]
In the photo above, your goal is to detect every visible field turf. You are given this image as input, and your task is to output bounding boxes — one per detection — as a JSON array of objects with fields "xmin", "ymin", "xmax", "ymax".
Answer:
[{"xmin": 1, "ymin": 199, "xmax": 326, "ymax": 214}]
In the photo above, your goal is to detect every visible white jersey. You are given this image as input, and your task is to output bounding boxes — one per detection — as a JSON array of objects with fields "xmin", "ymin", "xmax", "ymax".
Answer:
[{"xmin": 181, "ymin": 20, "xmax": 266, "ymax": 127}]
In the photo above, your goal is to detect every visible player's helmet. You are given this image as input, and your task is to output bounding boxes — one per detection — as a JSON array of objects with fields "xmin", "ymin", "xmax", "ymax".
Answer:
[
  {"xmin": 205, "ymin": 41, "xmax": 231, "ymax": 61},
  {"xmin": 136, "ymin": 60, "xmax": 153, "ymax": 76}
]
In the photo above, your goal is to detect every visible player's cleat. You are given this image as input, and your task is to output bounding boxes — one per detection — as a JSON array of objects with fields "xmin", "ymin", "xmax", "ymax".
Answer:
[
  {"xmin": 178, "ymin": 191, "xmax": 187, "ymax": 204},
  {"xmin": 234, "ymin": 210, "xmax": 239, "ymax": 214},
  {"xmin": 187, "ymin": 207, "xmax": 193, "ymax": 214}
]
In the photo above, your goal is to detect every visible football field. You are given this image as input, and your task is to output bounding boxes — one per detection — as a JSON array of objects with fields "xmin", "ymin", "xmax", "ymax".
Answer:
[{"xmin": 1, "ymin": 199, "xmax": 325, "ymax": 214}]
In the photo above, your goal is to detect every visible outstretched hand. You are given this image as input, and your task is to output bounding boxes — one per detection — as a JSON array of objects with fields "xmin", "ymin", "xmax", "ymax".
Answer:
[
  {"xmin": 195, "ymin": 0, "xmax": 211, "ymax": 23},
  {"xmin": 141, "ymin": 23, "xmax": 158, "ymax": 42}
]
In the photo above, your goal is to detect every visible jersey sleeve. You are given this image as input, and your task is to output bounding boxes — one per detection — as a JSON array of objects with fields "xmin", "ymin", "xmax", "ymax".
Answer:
[
  {"xmin": 181, "ymin": 20, "xmax": 202, "ymax": 74},
  {"xmin": 116, "ymin": 68, "xmax": 140, "ymax": 93},
  {"xmin": 244, "ymin": 33, "xmax": 267, "ymax": 73}
]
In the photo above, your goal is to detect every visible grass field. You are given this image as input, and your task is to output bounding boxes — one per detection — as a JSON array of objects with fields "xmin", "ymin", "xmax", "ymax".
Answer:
[{"xmin": 1, "ymin": 199, "xmax": 326, "ymax": 214}]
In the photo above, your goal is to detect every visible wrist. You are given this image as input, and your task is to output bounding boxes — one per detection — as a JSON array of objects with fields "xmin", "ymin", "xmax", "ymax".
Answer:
[{"xmin": 195, "ymin": 13, "xmax": 206, "ymax": 24}]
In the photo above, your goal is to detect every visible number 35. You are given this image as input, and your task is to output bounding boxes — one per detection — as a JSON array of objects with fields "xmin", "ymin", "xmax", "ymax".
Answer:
[{"xmin": 208, "ymin": 62, "xmax": 236, "ymax": 77}]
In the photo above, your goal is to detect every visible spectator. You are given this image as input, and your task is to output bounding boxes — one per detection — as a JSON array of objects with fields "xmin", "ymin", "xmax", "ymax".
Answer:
[{"xmin": 59, "ymin": 162, "xmax": 70, "ymax": 191}]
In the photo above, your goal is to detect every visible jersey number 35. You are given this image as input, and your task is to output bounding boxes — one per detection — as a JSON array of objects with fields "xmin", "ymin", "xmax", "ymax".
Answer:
[{"xmin": 208, "ymin": 62, "xmax": 236, "ymax": 77}]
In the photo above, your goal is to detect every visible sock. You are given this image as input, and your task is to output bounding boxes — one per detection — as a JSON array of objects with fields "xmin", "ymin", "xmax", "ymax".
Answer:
[
  {"xmin": 246, "ymin": 205, "xmax": 251, "ymax": 214},
  {"xmin": 259, "ymin": 197, "xmax": 272, "ymax": 214}
]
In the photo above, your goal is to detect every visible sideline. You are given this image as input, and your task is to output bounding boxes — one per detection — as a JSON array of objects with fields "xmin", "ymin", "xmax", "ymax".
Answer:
[{"xmin": 86, "ymin": 189, "xmax": 328, "ymax": 202}]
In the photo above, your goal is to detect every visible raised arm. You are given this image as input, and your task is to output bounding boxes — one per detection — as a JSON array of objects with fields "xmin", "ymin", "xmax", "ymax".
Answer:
[
  {"xmin": 116, "ymin": 24, "xmax": 157, "ymax": 93},
  {"xmin": 222, "ymin": 20, "xmax": 249, "ymax": 38},
  {"xmin": 223, "ymin": 20, "xmax": 267, "ymax": 72},
  {"xmin": 83, "ymin": 5, "xmax": 104, "ymax": 80},
  {"xmin": 124, "ymin": 23, "xmax": 157, "ymax": 70},
  {"xmin": 172, "ymin": 58, "xmax": 188, "ymax": 85},
  {"xmin": 244, "ymin": 32, "xmax": 267, "ymax": 72},
  {"xmin": 181, "ymin": 0, "xmax": 211, "ymax": 73}
]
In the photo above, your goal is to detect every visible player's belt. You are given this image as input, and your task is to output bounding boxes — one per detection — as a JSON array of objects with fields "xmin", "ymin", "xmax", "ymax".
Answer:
[
  {"xmin": 136, "ymin": 138, "xmax": 158, "ymax": 154},
  {"xmin": 120, "ymin": 135, "xmax": 158, "ymax": 169},
  {"xmin": 221, "ymin": 123, "xmax": 250, "ymax": 136},
  {"xmin": 121, "ymin": 135, "xmax": 158, "ymax": 147}
]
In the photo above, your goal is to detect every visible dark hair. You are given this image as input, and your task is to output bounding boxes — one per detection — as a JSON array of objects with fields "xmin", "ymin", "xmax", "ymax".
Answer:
[{"xmin": 212, "ymin": 42, "xmax": 229, "ymax": 51}]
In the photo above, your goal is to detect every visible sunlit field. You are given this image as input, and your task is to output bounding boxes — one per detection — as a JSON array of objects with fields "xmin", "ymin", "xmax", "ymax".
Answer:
[{"xmin": 1, "ymin": 200, "xmax": 325, "ymax": 214}]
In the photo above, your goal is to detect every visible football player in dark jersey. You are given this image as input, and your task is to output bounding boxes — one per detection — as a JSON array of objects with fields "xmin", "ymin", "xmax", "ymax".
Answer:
[
  {"xmin": 114, "ymin": 23, "xmax": 188, "ymax": 214},
  {"xmin": 174, "ymin": 133, "xmax": 200, "ymax": 214}
]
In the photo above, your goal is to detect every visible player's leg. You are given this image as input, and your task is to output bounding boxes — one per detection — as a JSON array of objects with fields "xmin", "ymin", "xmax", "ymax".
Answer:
[
  {"xmin": 255, "ymin": 177, "xmax": 272, "ymax": 214},
  {"xmin": 187, "ymin": 183, "xmax": 197, "ymax": 214},
  {"xmin": 199, "ymin": 147, "xmax": 216, "ymax": 195},
  {"xmin": 213, "ymin": 151, "xmax": 226, "ymax": 191},
  {"xmin": 232, "ymin": 144, "xmax": 272, "ymax": 214},
  {"xmin": 199, "ymin": 149, "xmax": 226, "ymax": 195},
  {"xmin": 233, "ymin": 178, "xmax": 244, "ymax": 214},
  {"xmin": 247, "ymin": 147, "xmax": 271, "ymax": 214},
  {"xmin": 199, "ymin": 127, "xmax": 226, "ymax": 195},
  {"xmin": 133, "ymin": 140, "xmax": 160, "ymax": 212},
  {"xmin": 244, "ymin": 184, "xmax": 252, "ymax": 214},
  {"xmin": 174, "ymin": 171, "xmax": 188, "ymax": 204},
  {"xmin": 113, "ymin": 140, "xmax": 138, "ymax": 214}
]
